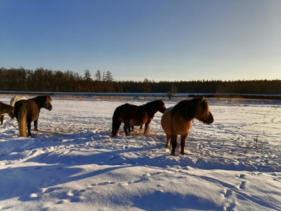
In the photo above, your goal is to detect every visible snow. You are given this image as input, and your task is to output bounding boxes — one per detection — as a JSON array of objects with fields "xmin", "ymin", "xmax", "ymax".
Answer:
[{"xmin": 0, "ymin": 95, "xmax": 281, "ymax": 211}]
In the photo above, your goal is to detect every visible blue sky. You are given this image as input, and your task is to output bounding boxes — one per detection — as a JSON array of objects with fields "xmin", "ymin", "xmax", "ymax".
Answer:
[{"xmin": 1, "ymin": 0, "xmax": 281, "ymax": 81}]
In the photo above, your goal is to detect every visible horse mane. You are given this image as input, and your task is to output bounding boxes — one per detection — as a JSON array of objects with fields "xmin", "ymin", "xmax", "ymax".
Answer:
[
  {"xmin": 30, "ymin": 95, "xmax": 51, "ymax": 107},
  {"xmin": 31, "ymin": 95, "xmax": 51, "ymax": 101},
  {"xmin": 144, "ymin": 99, "xmax": 161, "ymax": 106},
  {"xmin": 172, "ymin": 97, "xmax": 205, "ymax": 122},
  {"xmin": 142, "ymin": 99, "xmax": 163, "ymax": 111}
]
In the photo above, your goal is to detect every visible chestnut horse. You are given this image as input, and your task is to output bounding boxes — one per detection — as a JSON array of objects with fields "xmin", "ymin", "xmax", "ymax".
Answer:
[
  {"xmin": 0, "ymin": 101, "xmax": 15, "ymax": 125},
  {"xmin": 161, "ymin": 97, "xmax": 214, "ymax": 156},
  {"xmin": 112, "ymin": 99, "xmax": 166, "ymax": 136},
  {"xmin": 14, "ymin": 96, "xmax": 52, "ymax": 137}
]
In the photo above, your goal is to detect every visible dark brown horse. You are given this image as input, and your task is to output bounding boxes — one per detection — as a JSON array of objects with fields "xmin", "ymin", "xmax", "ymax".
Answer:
[
  {"xmin": 161, "ymin": 97, "xmax": 214, "ymax": 156},
  {"xmin": 14, "ymin": 96, "xmax": 52, "ymax": 137},
  {"xmin": 0, "ymin": 101, "xmax": 15, "ymax": 125},
  {"xmin": 112, "ymin": 99, "xmax": 166, "ymax": 136}
]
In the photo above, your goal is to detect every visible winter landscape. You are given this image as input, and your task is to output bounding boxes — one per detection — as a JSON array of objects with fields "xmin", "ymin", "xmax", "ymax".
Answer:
[{"xmin": 0, "ymin": 95, "xmax": 281, "ymax": 211}]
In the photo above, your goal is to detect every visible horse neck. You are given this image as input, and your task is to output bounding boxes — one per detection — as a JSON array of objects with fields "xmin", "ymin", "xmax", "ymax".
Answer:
[
  {"xmin": 140, "ymin": 104, "xmax": 157, "ymax": 117},
  {"xmin": 31, "ymin": 98, "xmax": 45, "ymax": 109},
  {"xmin": 174, "ymin": 101, "xmax": 196, "ymax": 122},
  {"xmin": 1, "ymin": 103, "xmax": 12, "ymax": 113}
]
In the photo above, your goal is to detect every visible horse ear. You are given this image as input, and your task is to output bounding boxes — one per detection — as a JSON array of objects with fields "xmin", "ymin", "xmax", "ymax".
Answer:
[{"xmin": 195, "ymin": 96, "xmax": 202, "ymax": 101}]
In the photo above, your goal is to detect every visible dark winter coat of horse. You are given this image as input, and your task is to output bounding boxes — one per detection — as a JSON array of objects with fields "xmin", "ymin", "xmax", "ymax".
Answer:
[
  {"xmin": 112, "ymin": 99, "xmax": 166, "ymax": 136},
  {"xmin": 14, "ymin": 96, "xmax": 52, "ymax": 137}
]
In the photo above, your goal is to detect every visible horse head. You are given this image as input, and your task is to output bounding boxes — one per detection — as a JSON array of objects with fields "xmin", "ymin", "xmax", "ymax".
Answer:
[
  {"xmin": 194, "ymin": 97, "xmax": 214, "ymax": 124},
  {"xmin": 157, "ymin": 99, "xmax": 166, "ymax": 113},
  {"xmin": 43, "ymin": 96, "xmax": 53, "ymax": 111},
  {"xmin": 8, "ymin": 106, "xmax": 15, "ymax": 119}
]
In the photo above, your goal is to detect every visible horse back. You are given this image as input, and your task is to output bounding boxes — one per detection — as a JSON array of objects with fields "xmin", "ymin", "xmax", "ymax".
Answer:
[
  {"xmin": 113, "ymin": 103, "xmax": 132, "ymax": 122},
  {"xmin": 114, "ymin": 103, "xmax": 148, "ymax": 125}
]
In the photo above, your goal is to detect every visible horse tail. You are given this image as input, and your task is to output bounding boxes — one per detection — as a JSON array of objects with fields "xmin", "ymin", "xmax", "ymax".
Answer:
[
  {"xmin": 18, "ymin": 107, "xmax": 27, "ymax": 137},
  {"xmin": 112, "ymin": 107, "xmax": 121, "ymax": 137}
]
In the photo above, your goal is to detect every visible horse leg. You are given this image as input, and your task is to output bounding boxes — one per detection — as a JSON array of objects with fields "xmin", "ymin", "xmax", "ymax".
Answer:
[
  {"xmin": 112, "ymin": 121, "xmax": 121, "ymax": 137},
  {"xmin": 27, "ymin": 121, "xmax": 32, "ymax": 137},
  {"xmin": 0, "ymin": 115, "xmax": 3, "ymax": 125},
  {"xmin": 34, "ymin": 119, "xmax": 38, "ymax": 131},
  {"xmin": 144, "ymin": 120, "xmax": 151, "ymax": 134},
  {"xmin": 165, "ymin": 134, "xmax": 171, "ymax": 148},
  {"xmin": 180, "ymin": 133, "xmax": 188, "ymax": 155},
  {"xmin": 170, "ymin": 134, "xmax": 177, "ymax": 156},
  {"xmin": 123, "ymin": 123, "xmax": 130, "ymax": 136},
  {"xmin": 128, "ymin": 125, "xmax": 133, "ymax": 132}
]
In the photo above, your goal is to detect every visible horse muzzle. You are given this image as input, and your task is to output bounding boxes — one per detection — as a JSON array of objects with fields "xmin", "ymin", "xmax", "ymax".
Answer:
[
  {"xmin": 9, "ymin": 109, "xmax": 15, "ymax": 119},
  {"xmin": 159, "ymin": 107, "xmax": 167, "ymax": 114},
  {"xmin": 45, "ymin": 104, "xmax": 52, "ymax": 111},
  {"xmin": 205, "ymin": 112, "xmax": 214, "ymax": 124}
]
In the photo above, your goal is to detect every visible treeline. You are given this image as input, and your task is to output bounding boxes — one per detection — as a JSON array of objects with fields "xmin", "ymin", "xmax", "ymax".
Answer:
[{"xmin": 1, "ymin": 67, "xmax": 281, "ymax": 94}]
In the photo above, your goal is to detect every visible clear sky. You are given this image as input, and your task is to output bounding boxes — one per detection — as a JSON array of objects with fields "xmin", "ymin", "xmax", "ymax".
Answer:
[{"xmin": 1, "ymin": 0, "xmax": 281, "ymax": 81}]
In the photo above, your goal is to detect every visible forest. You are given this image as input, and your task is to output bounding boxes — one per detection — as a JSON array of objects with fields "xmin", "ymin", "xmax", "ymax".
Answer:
[{"xmin": 1, "ymin": 67, "xmax": 281, "ymax": 94}]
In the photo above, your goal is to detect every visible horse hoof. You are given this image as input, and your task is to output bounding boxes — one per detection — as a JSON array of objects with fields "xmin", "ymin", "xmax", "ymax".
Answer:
[{"xmin": 111, "ymin": 132, "xmax": 118, "ymax": 137}]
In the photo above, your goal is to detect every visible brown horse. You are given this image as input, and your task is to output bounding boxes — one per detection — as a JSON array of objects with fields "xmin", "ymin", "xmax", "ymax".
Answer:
[
  {"xmin": 161, "ymin": 97, "xmax": 214, "ymax": 156},
  {"xmin": 0, "ymin": 101, "xmax": 15, "ymax": 125},
  {"xmin": 14, "ymin": 96, "xmax": 52, "ymax": 137},
  {"xmin": 112, "ymin": 99, "xmax": 166, "ymax": 136}
]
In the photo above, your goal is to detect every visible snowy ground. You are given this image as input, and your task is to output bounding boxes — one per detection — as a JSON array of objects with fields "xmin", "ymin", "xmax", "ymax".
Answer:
[{"xmin": 0, "ymin": 95, "xmax": 281, "ymax": 211}]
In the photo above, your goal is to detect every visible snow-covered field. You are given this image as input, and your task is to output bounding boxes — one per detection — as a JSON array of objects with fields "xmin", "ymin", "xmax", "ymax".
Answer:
[{"xmin": 0, "ymin": 95, "xmax": 281, "ymax": 211}]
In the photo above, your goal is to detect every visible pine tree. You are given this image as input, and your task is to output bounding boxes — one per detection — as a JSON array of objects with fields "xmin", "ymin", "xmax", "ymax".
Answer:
[
  {"xmin": 84, "ymin": 69, "xmax": 91, "ymax": 80},
  {"xmin": 104, "ymin": 71, "xmax": 113, "ymax": 82},
  {"xmin": 95, "ymin": 70, "xmax": 101, "ymax": 81}
]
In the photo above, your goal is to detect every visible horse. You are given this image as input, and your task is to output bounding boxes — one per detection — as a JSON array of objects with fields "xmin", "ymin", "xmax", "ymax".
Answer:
[
  {"xmin": 161, "ymin": 97, "xmax": 214, "ymax": 156},
  {"xmin": 112, "ymin": 99, "xmax": 166, "ymax": 136},
  {"xmin": 14, "ymin": 96, "xmax": 52, "ymax": 137},
  {"xmin": 0, "ymin": 101, "xmax": 15, "ymax": 125},
  {"xmin": 10, "ymin": 96, "xmax": 27, "ymax": 107}
]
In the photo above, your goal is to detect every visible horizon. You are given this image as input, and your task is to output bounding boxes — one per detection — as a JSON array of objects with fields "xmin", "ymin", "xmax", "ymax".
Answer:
[
  {"xmin": 2, "ymin": 66, "xmax": 281, "ymax": 83},
  {"xmin": 1, "ymin": 0, "xmax": 281, "ymax": 81}
]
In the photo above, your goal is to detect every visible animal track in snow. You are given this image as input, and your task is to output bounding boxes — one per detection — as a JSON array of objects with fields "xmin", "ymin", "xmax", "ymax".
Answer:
[{"xmin": 239, "ymin": 181, "xmax": 246, "ymax": 190}]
